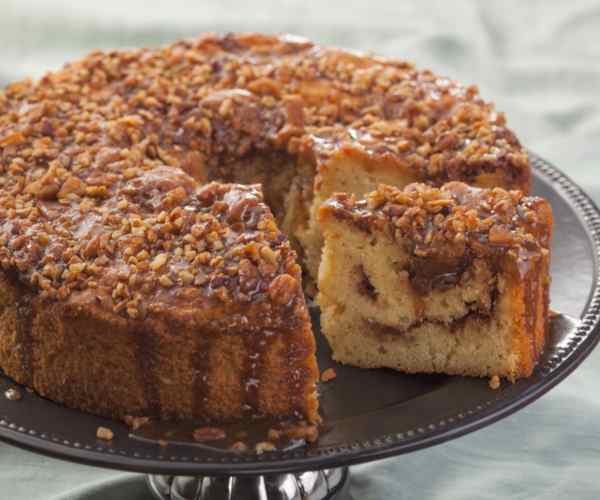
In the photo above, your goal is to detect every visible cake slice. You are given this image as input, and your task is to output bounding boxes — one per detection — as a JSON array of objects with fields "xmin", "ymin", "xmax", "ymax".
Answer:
[{"xmin": 317, "ymin": 182, "xmax": 552, "ymax": 381}]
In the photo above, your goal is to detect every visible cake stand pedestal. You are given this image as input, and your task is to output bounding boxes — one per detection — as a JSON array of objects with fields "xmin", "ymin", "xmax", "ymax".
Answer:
[
  {"xmin": 0, "ymin": 155, "xmax": 599, "ymax": 500},
  {"xmin": 147, "ymin": 467, "xmax": 349, "ymax": 500}
]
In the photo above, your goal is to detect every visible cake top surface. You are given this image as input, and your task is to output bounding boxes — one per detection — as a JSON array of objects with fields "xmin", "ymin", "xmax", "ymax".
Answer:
[
  {"xmin": 320, "ymin": 182, "xmax": 552, "ymax": 276},
  {"xmin": 0, "ymin": 32, "xmax": 529, "ymax": 314},
  {"xmin": 0, "ymin": 31, "xmax": 528, "ymax": 176},
  {"xmin": 0, "ymin": 34, "xmax": 528, "ymax": 182},
  {"xmin": 1, "ymin": 173, "xmax": 304, "ymax": 323}
]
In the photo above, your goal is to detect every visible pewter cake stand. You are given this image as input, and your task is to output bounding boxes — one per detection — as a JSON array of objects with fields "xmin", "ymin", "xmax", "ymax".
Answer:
[{"xmin": 1, "ymin": 154, "xmax": 599, "ymax": 500}]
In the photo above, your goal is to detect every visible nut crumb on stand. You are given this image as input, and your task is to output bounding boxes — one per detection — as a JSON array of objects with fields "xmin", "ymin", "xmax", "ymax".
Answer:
[
  {"xmin": 230, "ymin": 441, "xmax": 249, "ymax": 453},
  {"xmin": 255, "ymin": 441, "xmax": 277, "ymax": 454},
  {"xmin": 549, "ymin": 309, "xmax": 561, "ymax": 319},
  {"xmin": 321, "ymin": 368, "xmax": 337, "ymax": 382},
  {"xmin": 192, "ymin": 426, "xmax": 227, "ymax": 442},
  {"xmin": 96, "ymin": 426, "xmax": 114, "ymax": 441},
  {"xmin": 4, "ymin": 388, "xmax": 22, "ymax": 401},
  {"xmin": 123, "ymin": 415, "xmax": 150, "ymax": 431}
]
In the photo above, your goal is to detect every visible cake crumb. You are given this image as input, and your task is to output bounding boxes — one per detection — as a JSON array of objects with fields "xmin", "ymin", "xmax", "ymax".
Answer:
[
  {"xmin": 489, "ymin": 375, "xmax": 501, "ymax": 390},
  {"xmin": 96, "ymin": 426, "xmax": 114, "ymax": 441},
  {"xmin": 255, "ymin": 441, "xmax": 277, "ymax": 454},
  {"xmin": 270, "ymin": 420, "xmax": 319, "ymax": 443},
  {"xmin": 192, "ymin": 426, "xmax": 227, "ymax": 442},
  {"xmin": 124, "ymin": 415, "xmax": 151, "ymax": 431},
  {"xmin": 4, "ymin": 388, "xmax": 22, "ymax": 401},
  {"xmin": 230, "ymin": 441, "xmax": 249, "ymax": 453},
  {"xmin": 283, "ymin": 422, "xmax": 319, "ymax": 443},
  {"xmin": 267, "ymin": 428, "xmax": 282, "ymax": 441},
  {"xmin": 321, "ymin": 368, "xmax": 337, "ymax": 382}
]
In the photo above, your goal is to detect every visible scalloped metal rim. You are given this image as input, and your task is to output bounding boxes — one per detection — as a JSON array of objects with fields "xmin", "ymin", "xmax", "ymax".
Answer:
[{"xmin": 0, "ymin": 152, "xmax": 599, "ymax": 476}]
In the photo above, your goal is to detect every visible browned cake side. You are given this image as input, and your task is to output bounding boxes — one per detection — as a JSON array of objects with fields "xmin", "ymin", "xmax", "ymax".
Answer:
[
  {"xmin": 318, "ymin": 182, "xmax": 552, "ymax": 381},
  {"xmin": 0, "ymin": 180, "xmax": 319, "ymax": 423}
]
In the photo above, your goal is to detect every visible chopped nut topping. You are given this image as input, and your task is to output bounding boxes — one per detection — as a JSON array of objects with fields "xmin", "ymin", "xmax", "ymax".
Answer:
[
  {"xmin": 548, "ymin": 309, "xmax": 561, "ymax": 319},
  {"xmin": 124, "ymin": 415, "xmax": 151, "ymax": 430},
  {"xmin": 96, "ymin": 426, "xmax": 114, "ymax": 441},
  {"xmin": 4, "ymin": 387, "xmax": 22, "ymax": 401},
  {"xmin": 321, "ymin": 368, "xmax": 337, "ymax": 382},
  {"xmin": 321, "ymin": 182, "xmax": 551, "ymax": 268},
  {"xmin": 158, "ymin": 275, "xmax": 174, "ymax": 288},
  {"xmin": 260, "ymin": 245, "xmax": 279, "ymax": 265},
  {"xmin": 489, "ymin": 375, "xmax": 501, "ymax": 390},
  {"xmin": 268, "ymin": 274, "xmax": 297, "ymax": 306},
  {"xmin": 230, "ymin": 441, "xmax": 249, "ymax": 453},
  {"xmin": 255, "ymin": 441, "xmax": 277, "ymax": 454},
  {"xmin": 150, "ymin": 253, "xmax": 168, "ymax": 271},
  {"xmin": 268, "ymin": 420, "xmax": 319, "ymax": 443}
]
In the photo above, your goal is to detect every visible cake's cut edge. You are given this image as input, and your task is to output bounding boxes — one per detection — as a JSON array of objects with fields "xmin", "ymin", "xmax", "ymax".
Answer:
[{"xmin": 317, "ymin": 181, "xmax": 552, "ymax": 381}]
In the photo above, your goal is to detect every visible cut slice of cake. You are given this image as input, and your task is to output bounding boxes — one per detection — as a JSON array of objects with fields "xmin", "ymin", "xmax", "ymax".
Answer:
[{"xmin": 317, "ymin": 182, "xmax": 552, "ymax": 381}]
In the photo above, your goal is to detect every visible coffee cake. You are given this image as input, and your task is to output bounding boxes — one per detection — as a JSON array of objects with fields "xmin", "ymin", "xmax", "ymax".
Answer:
[{"xmin": 0, "ymin": 32, "xmax": 536, "ymax": 423}]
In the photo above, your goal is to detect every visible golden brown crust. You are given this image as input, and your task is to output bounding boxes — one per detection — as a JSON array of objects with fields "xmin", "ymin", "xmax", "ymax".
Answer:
[{"xmin": 0, "ymin": 265, "xmax": 319, "ymax": 422}]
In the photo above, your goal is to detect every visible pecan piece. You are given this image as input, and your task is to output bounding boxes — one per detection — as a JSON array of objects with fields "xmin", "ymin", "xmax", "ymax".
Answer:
[
  {"xmin": 96, "ymin": 426, "xmax": 114, "ymax": 441},
  {"xmin": 192, "ymin": 426, "xmax": 227, "ymax": 443},
  {"xmin": 268, "ymin": 274, "xmax": 297, "ymax": 305}
]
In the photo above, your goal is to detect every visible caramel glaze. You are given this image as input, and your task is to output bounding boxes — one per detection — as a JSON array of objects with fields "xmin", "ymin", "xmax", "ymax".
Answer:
[
  {"xmin": 322, "ymin": 181, "xmax": 552, "ymax": 293},
  {"xmin": 0, "ymin": 33, "xmax": 531, "ymax": 322},
  {"xmin": 15, "ymin": 299, "xmax": 34, "ymax": 387},
  {"xmin": 132, "ymin": 415, "xmax": 316, "ymax": 453},
  {"xmin": 242, "ymin": 328, "xmax": 272, "ymax": 416}
]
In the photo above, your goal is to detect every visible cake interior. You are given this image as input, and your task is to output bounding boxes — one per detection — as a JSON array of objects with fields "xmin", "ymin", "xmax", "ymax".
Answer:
[
  {"xmin": 317, "ymin": 185, "xmax": 552, "ymax": 381},
  {"xmin": 213, "ymin": 148, "xmax": 527, "ymax": 292}
]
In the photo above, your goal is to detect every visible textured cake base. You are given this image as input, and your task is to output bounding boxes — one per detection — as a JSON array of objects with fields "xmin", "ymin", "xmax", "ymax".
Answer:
[{"xmin": 0, "ymin": 271, "xmax": 320, "ymax": 423}]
